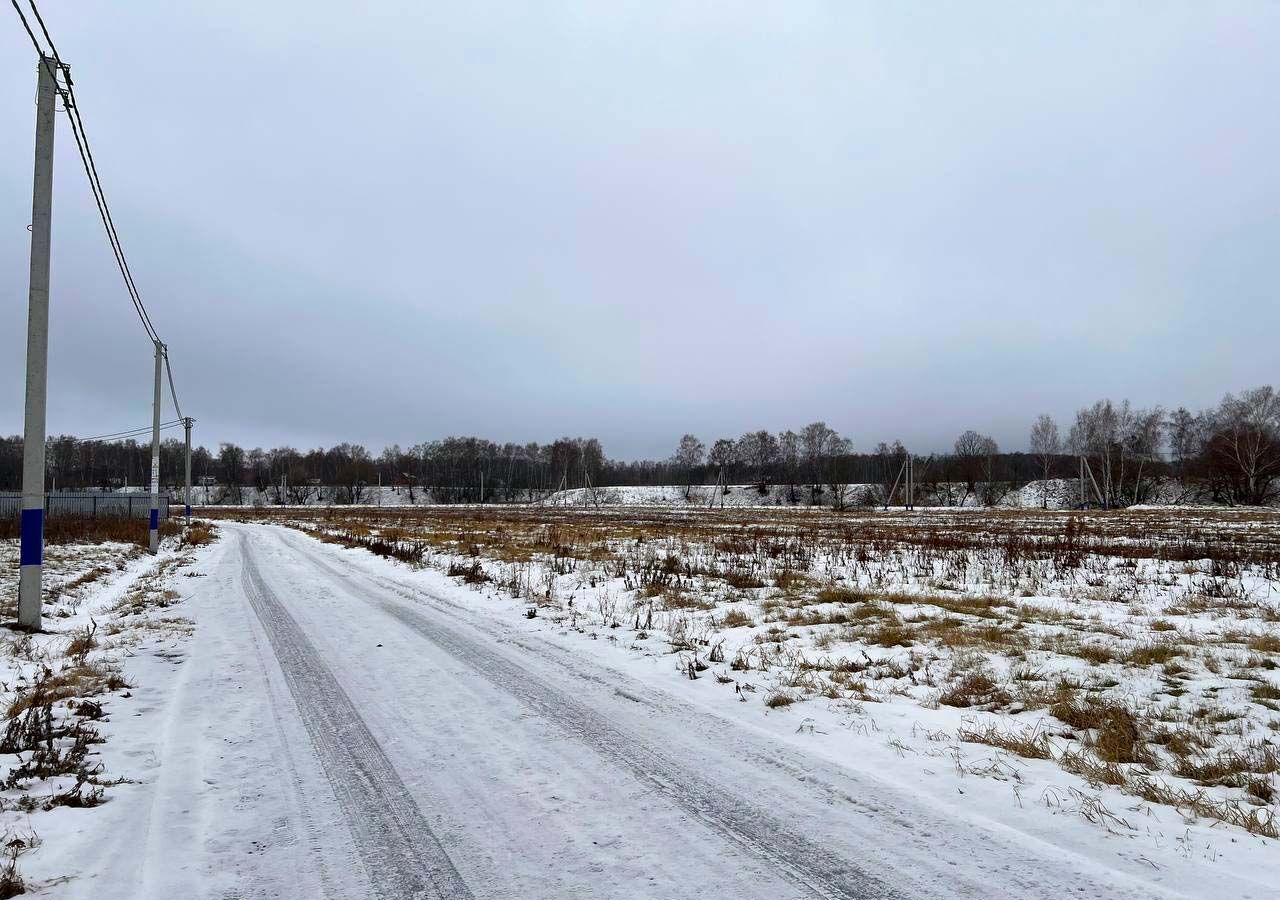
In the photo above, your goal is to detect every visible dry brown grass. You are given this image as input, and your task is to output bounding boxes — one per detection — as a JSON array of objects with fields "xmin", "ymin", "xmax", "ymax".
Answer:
[
  {"xmin": 1252, "ymin": 682, "xmax": 1280, "ymax": 705},
  {"xmin": 764, "ymin": 690, "xmax": 798, "ymax": 709},
  {"xmin": 64, "ymin": 621, "xmax": 98, "ymax": 663},
  {"xmin": 1050, "ymin": 696, "xmax": 1154, "ymax": 764},
  {"xmin": 6, "ymin": 662, "xmax": 127, "ymax": 719},
  {"xmin": 1133, "ymin": 776, "xmax": 1278, "ymax": 837},
  {"xmin": 46, "ymin": 565, "xmax": 113, "ymax": 603},
  {"xmin": 179, "ymin": 521, "xmax": 217, "ymax": 548},
  {"xmin": 815, "ymin": 586, "xmax": 877, "ymax": 604},
  {"xmin": 957, "ymin": 720, "xmax": 1052, "ymax": 759},
  {"xmin": 1062, "ymin": 744, "xmax": 1278, "ymax": 837},
  {"xmin": 1247, "ymin": 633, "xmax": 1280, "ymax": 654},
  {"xmin": 939, "ymin": 671, "xmax": 1010, "ymax": 709},
  {"xmin": 1174, "ymin": 742, "xmax": 1280, "ymax": 786},
  {"xmin": 0, "ymin": 515, "xmax": 181, "ymax": 548},
  {"xmin": 1126, "ymin": 641, "xmax": 1182, "ymax": 667}
]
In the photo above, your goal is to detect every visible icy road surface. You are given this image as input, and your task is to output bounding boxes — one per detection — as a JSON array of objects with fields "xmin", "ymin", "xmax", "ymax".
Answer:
[{"xmin": 67, "ymin": 523, "xmax": 1198, "ymax": 899}]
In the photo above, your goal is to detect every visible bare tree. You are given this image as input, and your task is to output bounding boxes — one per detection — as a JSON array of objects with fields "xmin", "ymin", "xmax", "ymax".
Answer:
[
  {"xmin": 265, "ymin": 446, "xmax": 299, "ymax": 504},
  {"xmin": 977, "ymin": 436, "xmax": 1002, "ymax": 505},
  {"xmin": 672, "ymin": 434, "xmax": 705, "ymax": 499},
  {"xmin": 1029, "ymin": 414, "xmax": 1060, "ymax": 508},
  {"xmin": 737, "ymin": 430, "xmax": 780, "ymax": 493},
  {"xmin": 953, "ymin": 430, "xmax": 996, "ymax": 505},
  {"xmin": 1123, "ymin": 407, "xmax": 1165, "ymax": 504},
  {"xmin": 1069, "ymin": 401, "xmax": 1119, "ymax": 506},
  {"xmin": 1165, "ymin": 407, "xmax": 1203, "ymax": 499},
  {"xmin": 378, "ymin": 444, "xmax": 402, "ymax": 498},
  {"xmin": 218, "ymin": 443, "xmax": 245, "ymax": 504},
  {"xmin": 800, "ymin": 421, "xmax": 839, "ymax": 504},
  {"xmin": 1203, "ymin": 386, "xmax": 1280, "ymax": 506},
  {"xmin": 707, "ymin": 438, "xmax": 737, "ymax": 485},
  {"xmin": 1069, "ymin": 399, "xmax": 1168, "ymax": 506},
  {"xmin": 824, "ymin": 434, "xmax": 855, "ymax": 510},
  {"xmin": 778, "ymin": 429, "xmax": 801, "ymax": 503},
  {"xmin": 248, "ymin": 447, "xmax": 271, "ymax": 496},
  {"xmin": 873, "ymin": 440, "xmax": 906, "ymax": 505}
]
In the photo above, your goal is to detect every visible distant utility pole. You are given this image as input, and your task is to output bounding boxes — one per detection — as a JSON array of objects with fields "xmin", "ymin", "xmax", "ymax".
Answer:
[
  {"xmin": 148, "ymin": 340, "xmax": 163, "ymax": 554},
  {"xmin": 1079, "ymin": 456, "xmax": 1085, "ymax": 507},
  {"xmin": 906, "ymin": 454, "xmax": 914, "ymax": 510},
  {"xmin": 183, "ymin": 417, "xmax": 193, "ymax": 524},
  {"xmin": 18, "ymin": 56, "xmax": 62, "ymax": 632}
]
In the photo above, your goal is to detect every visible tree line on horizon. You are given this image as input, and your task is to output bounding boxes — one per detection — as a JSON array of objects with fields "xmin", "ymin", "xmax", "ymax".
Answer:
[{"xmin": 0, "ymin": 384, "xmax": 1275, "ymax": 507}]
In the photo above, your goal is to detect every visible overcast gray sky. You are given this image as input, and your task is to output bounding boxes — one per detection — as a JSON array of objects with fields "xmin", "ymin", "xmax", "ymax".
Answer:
[{"xmin": 3, "ymin": 2, "xmax": 1277, "ymax": 460}]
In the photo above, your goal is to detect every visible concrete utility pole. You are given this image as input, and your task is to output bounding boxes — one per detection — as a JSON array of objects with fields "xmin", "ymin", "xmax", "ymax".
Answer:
[
  {"xmin": 148, "ymin": 340, "xmax": 163, "ymax": 554},
  {"xmin": 183, "ymin": 417, "xmax": 193, "ymax": 524},
  {"xmin": 18, "ymin": 56, "xmax": 61, "ymax": 632},
  {"xmin": 1079, "ymin": 456, "xmax": 1086, "ymax": 507},
  {"xmin": 906, "ymin": 454, "xmax": 914, "ymax": 510}
]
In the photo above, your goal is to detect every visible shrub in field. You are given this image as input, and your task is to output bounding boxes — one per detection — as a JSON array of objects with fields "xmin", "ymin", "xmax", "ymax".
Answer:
[
  {"xmin": 764, "ymin": 690, "xmax": 797, "ymax": 709},
  {"xmin": 447, "ymin": 560, "xmax": 488, "ymax": 584},
  {"xmin": 179, "ymin": 522, "xmax": 217, "ymax": 548}
]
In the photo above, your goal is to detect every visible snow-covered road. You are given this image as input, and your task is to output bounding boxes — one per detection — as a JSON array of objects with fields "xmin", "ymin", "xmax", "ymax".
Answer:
[{"xmin": 62, "ymin": 523, "xmax": 1215, "ymax": 899}]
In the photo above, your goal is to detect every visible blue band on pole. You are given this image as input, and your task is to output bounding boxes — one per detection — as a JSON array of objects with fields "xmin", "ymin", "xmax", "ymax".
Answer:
[
  {"xmin": 149, "ymin": 509, "xmax": 159, "ymax": 530},
  {"xmin": 185, "ymin": 505, "xmax": 191, "ymax": 517},
  {"xmin": 20, "ymin": 509, "xmax": 43, "ymax": 566}
]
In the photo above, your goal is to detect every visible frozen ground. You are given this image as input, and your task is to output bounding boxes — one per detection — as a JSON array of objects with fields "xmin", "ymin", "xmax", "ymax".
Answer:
[
  {"xmin": 2, "ymin": 509, "xmax": 1277, "ymax": 898},
  {"xmin": 236, "ymin": 506, "xmax": 1280, "ymax": 891},
  {"xmin": 0, "ymin": 532, "xmax": 197, "ymax": 896},
  {"xmin": 1, "ymin": 517, "xmax": 1272, "ymax": 896}
]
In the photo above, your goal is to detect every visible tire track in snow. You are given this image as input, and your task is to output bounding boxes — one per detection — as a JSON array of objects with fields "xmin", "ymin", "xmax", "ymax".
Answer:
[
  {"xmin": 284, "ymin": 533, "xmax": 898, "ymax": 900},
  {"xmin": 239, "ymin": 534, "xmax": 473, "ymax": 900}
]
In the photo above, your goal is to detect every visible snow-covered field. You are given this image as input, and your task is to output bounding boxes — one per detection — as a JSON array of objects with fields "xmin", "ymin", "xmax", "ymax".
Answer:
[
  {"xmin": 545, "ymin": 478, "xmax": 1225, "ymax": 509},
  {"xmin": 2, "ymin": 505, "xmax": 1278, "ymax": 898},
  {"xmin": 178, "ymin": 477, "xmax": 1235, "ymax": 511},
  {"xmin": 543, "ymin": 481, "xmax": 1078, "ymax": 508},
  {"xmin": 0, "ymin": 527, "xmax": 205, "ymax": 895},
  {"xmin": 210, "ymin": 505, "xmax": 1280, "ymax": 890}
]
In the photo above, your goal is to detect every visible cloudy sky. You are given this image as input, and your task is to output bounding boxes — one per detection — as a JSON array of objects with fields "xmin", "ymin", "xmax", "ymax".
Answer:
[{"xmin": 2, "ymin": 2, "xmax": 1277, "ymax": 460}]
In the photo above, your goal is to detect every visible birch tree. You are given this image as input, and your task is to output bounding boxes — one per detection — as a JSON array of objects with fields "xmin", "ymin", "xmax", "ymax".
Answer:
[{"xmin": 1029, "ymin": 414, "xmax": 1060, "ymax": 508}]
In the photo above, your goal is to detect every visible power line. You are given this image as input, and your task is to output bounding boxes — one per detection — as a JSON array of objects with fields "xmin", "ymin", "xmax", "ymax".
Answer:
[
  {"xmin": 11, "ymin": 0, "xmax": 189, "ymax": 435},
  {"xmin": 29, "ymin": 0, "xmax": 161, "ymax": 343},
  {"xmin": 163, "ymin": 349, "xmax": 183, "ymax": 421},
  {"xmin": 11, "ymin": 0, "xmax": 163, "ymax": 346},
  {"xmin": 61, "ymin": 421, "xmax": 184, "ymax": 444}
]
